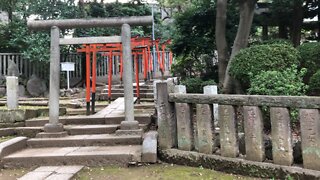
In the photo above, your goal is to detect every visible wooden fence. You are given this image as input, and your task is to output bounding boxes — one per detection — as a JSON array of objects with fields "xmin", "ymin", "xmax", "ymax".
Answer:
[
  {"xmin": 156, "ymin": 81, "xmax": 320, "ymax": 172},
  {"xmin": 0, "ymin": 52, "xmax": 171, "ymax": 83}
]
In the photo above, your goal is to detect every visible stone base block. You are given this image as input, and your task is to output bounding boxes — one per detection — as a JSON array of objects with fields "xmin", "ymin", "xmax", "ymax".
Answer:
[
  {"xmin": 142, "ymin": 131, "xmax": 158, "ymax": 163},
  {"xmin": 36, "ymin": 131, "xmax": 68, "ymax": 138},
  {"xmin": 115, "ymin": 129, "xmax": 143, "ymax": 136},
  {"xmin": 43, "ymin": 123, "xmax": 64, "ymax": 133},
  {"xmin": 120, "ymin": 121, "xmax": 139, "ymax": 130}
]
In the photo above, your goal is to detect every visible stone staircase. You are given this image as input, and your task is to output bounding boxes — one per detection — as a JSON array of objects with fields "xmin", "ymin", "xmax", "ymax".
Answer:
[
  {"xmin": 98, "ymin": 83, "xmax": 154, "ymax": 101},
  {"xmin": 0, "ymin": 97, "xmax": 157, "ymax": 168}
]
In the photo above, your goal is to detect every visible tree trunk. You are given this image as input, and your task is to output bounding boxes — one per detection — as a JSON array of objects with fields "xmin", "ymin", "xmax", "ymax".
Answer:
[
  {"xmin": 290, "ymin": 0, "xmax": 303, "ymax": 47},
  {"xmin": 279, "ymin": 25, "xmax": 288, "ymax": 39},
  {"xmin": 262, "ymin": 25, "xmax": 268, "ymax": 41},
  {"xmin": 215, "ymin": 0, "xmax": 229, "ymax": 88},
  {"xmin": 222, "ymin": 0, "xmax": 256, "ymax": 94}
]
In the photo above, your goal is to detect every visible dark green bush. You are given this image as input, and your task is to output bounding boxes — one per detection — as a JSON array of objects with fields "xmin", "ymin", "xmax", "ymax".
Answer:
[
  {"xmin": 297, "ymin": 42, "xmax": 320, "ymax": 83},
  {"xmin": 181, "ymin": 78, "xmax": 216, "ymax": 93},
  {"xmin": 248, "ymin": 66, "xmax": 308, "ymax": 96},
  {"xmin": 251, "ymin": 39, "xmax": 293, "ymax": 46},
  {"xmin": 230, "ymin": 43, "xmax": 300, "ymax": 89},
  {"xmin": 309, "ymin": 69, "xmax": 320, "ymax": 96}
]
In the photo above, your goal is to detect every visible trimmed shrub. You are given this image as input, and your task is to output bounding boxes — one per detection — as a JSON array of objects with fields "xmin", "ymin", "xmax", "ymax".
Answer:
[
  {"xmin": 230, "ymin": 43, "xmax": 300, "ymax": 89},
  {"xmin": 297, "ymin": 42, "xmax": 320, "ymax": 83},
  {"xmin": 309, "ymin": 69, "xmax": 320, "ymax": 96},
  {"xmin": 181, "ymin": 78, "xmax": 216, "ymax": 93},
  {"xmin": 248, "ymin": 66, "xmax": 308, "ymax": 96}
]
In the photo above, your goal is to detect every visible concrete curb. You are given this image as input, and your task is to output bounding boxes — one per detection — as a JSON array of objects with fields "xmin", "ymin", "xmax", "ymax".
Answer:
[
  {"xmin": 0, "ymin": 136, "xmax": 27, "ymax": 159},
  {"xmin": 159, "ymin": 149, "xmax": 320, "ymax": 179},
  {"xmin": 142, "ymin": 131, "xmax": 158, "ymax": 163}
]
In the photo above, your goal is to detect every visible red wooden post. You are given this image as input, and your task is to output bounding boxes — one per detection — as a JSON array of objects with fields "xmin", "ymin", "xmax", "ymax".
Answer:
[
  {"xmin": 85, "ymin": 45, "xmax": 91, "ymax": 115},
  {"xmin": 108, "ymin": 51, "xmax": 113, "ymax": 102},
  {"xmin": 162, "ymin": 44, "xmax": 166, "ymax": 72},
  {"xmin": 143, "ymin": 48, "xmax": 148, "ymax": 82},
  {"xmin": 135, "ymin": 53, "xmax": 140, "ymax": 104},
  {"xmin": 91, "ymin": 45, "xmax": 97, "ymax": 113}
]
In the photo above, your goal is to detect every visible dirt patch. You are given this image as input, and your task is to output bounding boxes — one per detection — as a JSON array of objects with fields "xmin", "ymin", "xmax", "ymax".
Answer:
[
  {"xmin": 73, "ymin": 164, "xmax": 258, "ymax": 180},
  {"xmin": 0, "ymin": 168, "xmax": 27, "ymax": 180}
]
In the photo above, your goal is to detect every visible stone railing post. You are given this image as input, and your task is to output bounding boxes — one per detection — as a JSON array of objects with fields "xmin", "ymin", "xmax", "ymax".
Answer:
[
  {"xmin": 243, "ymin": 106, "xmax": 265, "ymax": 162},
  {"xmin": 219, "ymin": 105, "xmax": 238, "ymax": 157},
  {"xmin": 175, "ymin": 85, "xmax": 193, "ymax": 151},
  {"xmin": 204, "ymin": 85, "xmax": 219, "ymax": 129},
  {"xmin": 196, "ymin": 86, "xmax": 215, "ymax": 154},
  {"xmin": 156, "ymin": 82, "xmax": 177, "ymax": 149},
  {"xmin": 299, "ymin": 109, "xmax": 320, "ymax": 171},
  {"xmin": 270, "ymin": 107, "xmax": 293, "ymax": 166}
]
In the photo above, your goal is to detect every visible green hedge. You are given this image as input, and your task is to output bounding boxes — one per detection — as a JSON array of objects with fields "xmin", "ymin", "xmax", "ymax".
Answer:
[
  {"xmin": 230, "ymin": 43, "xmax": 300, "ymax": 89},
  {"xmin": 309, "ymin": 69, "xmax": 320, "ymax": 96},
  {"xmin": 181, "ymin": 78, "xmax": 216, "ymax": 93},
  {"xmin": 297, "ymin": 42, "xmax": 320, "ymax": 83}
]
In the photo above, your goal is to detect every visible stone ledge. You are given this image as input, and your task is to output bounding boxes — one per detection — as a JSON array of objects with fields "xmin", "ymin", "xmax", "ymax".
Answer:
[
  {"xmin": 0, "ymin": 136, "xmax": 27, "ymax": 159},
  {"xmin": 159, "ymin": 149, "xmax": 320, "ymax": 179}
]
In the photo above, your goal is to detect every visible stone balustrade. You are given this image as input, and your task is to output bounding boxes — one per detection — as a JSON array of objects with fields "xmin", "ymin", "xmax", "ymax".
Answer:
[{"xmin": 156, "ymin": 81, "xmax": 320, "ymax": 171}]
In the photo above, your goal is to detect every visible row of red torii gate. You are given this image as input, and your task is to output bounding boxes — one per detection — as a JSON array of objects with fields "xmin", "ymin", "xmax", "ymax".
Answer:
[{"xmin": 76, "ymin": 36, "xmax": 173, "ymax": 112}]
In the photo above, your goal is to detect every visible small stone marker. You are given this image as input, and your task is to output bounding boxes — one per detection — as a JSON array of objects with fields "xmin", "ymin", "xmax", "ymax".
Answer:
[
  {"xmin": 270, "ymin": 107, "xmax": 293, "ymax": 166},
  {"xmin": 299, "ymin": 109, "xmax": 320, "ymax": 171},
  {"xmin": 204, "ymin": 85, "xmax": 219, "ymax": 128},
  {"xmin": 142, "ymin": 131, "xmax": 158, "ymax": 163},
  {"xmin": 6, "ymin": 76, "xmax": 19, "ymax": 109},
  {"xmin": 219, "ymin": 105, "xmax": 238, "ymax": 158},
  {"xmin": 243, "ymin": 106, "xmax": 265, "ymax": 162},
  {"xmin": 7, "ymin": 59, "xmax": 19, "ymax": 77},
  {"xmin": 175, "ymin": 85, "xmax": 193, "ymax": 151},
  {"xmin": 27, "ymin": 75, "xmax": 47, "ymax": 97}
]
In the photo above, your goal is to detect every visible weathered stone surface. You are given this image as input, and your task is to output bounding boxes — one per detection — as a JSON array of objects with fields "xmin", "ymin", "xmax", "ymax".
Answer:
[
  {"xmin": 7, "ymin": 59, "xmax": 19, "ymax": 77},
  {"xmin": 18, "ymin": 85, "xmax": 26, "ymax": 97},
  {"xmin": 175, "ymin": 85, "xmax": 193, "ymax": 151},
  {"xmin": 6, "ymin": 76, "xmax": 19, "ymax": 109},
  {"xmin": 270, "ymin": 107, "xmax": 293, "ymax": 166},
  {"xmin": 219, "ymin": 105, "xmax": 238, "ymax": 158},
  {"xmin": 299, "ymin": 109, "xmax": 320, "ymax": 171},
  {"xmin": 0, "ymin": 109, "xmax": 25, "ymax": 123},
  {"xmin": 142, "ymin": 131, "xmax": 158, "ymax": 163},
  {"xmin": 169, "ymin": 94, "xmax": 320, "ymax": 109},
  {"xmin": 196, "ymin": 103, "xmax": 214, "ymax": 154},
  {"xmin": 26, "ymin": 75, "xmax": 47, "ymax": 97},
  {"xmin": 0, "ymin": 87, "xmax": 6, "ymax": 97},
  {"xmin": 159, "ymin": 148, "xmax": 320, "ymax": 179},
  {"xmin": 0, "ymin": 137, "xmax": 27, "ymax": 158},
  {"xmin": 156, "ymin": 82, "xmax": 177, "ymax": 149},
  {"xmin": 243, "ymin": 106, "xmax": 265, "ymax": 162}
]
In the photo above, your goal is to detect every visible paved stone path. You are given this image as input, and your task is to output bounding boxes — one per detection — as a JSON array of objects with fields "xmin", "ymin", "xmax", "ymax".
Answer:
[{"xmin": 18, "ymin": 166, "xmax": 83, "ymax": 180}]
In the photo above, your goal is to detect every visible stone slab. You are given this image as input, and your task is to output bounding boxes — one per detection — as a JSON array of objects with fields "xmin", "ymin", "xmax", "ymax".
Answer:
[
  {"xmin": 142, "ymin": 131, "xmax": 158, "ymax": 163},
  {"xmin": 6, "ymin": 76, "xmax": 19, "ymax": 109},
  {"xmin": 219, "ymin": 105, "xmax": 238, "ymax": 158},
  {"xmin": 243, "ymin": 106, "xmax": 265, "ymax": 162},
  {"xmin": 196, "ymin": 104, "xmax": 214, "ymax": 154},
  {"xmin": 0, "ymin": 136, "xmax": 27, "ymax": 158},
  {"xmin": 18, "ymin": 171, "xmax": 53, "ymax": 180},
  {"xmin": 270, "ymin": 107, "xmax": 293, "ymax": 166},
  {"xmin": 299, "ymin": 109, "xmax": 320, "ymax": 171},
  {"xmin": 45, "ymin": 173, "xmax": 74, "ymax": 180}
]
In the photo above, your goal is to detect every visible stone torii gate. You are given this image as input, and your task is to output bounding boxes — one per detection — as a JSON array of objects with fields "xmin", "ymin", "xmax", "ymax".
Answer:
[{"xmin": 27, "ymin": 16, "xmax": 153, "ymax": 137}]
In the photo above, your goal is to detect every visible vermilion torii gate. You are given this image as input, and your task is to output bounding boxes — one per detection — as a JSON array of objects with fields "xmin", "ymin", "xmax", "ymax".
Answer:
[
  {"xmin": 76, "ymin": 36, "xmax": 173, "ymax": 111},
  {"xmin": 27, "ymin": 16, "xmax": 153, "ymax": 137}
]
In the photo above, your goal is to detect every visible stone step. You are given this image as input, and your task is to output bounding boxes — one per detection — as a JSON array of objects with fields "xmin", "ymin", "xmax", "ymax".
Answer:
[
  {"xmin": 2, "ymin": 145, "xmax": 142, "ymax": 168},
  {"xmin": 64, "ymin": 124, "xmax": 119, "ymax": 135},
  {"xmin": 25, "ymin": 114, "xmax": 152, "ymax": 127},
  {"xmin": 111, "ymin": 84, "xmax": 153, "ymax": 89},
  {"xmin": 99, "ymin": 93, "xmax": 154, "ymax": 100},
  {"xmin": 18, "ymin": 166, "xmax": 84, "ymax": 180},
  {"xmin": 101, "ymin": 88, "xmax": 153, "ymax": 94},
  {"xmin": 27, "ymin": 134, "xmax": 142, "ymax": 148},
  {"xmin": 66, "ymin": 108, "xmax": 105, "ymax": 116}
]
